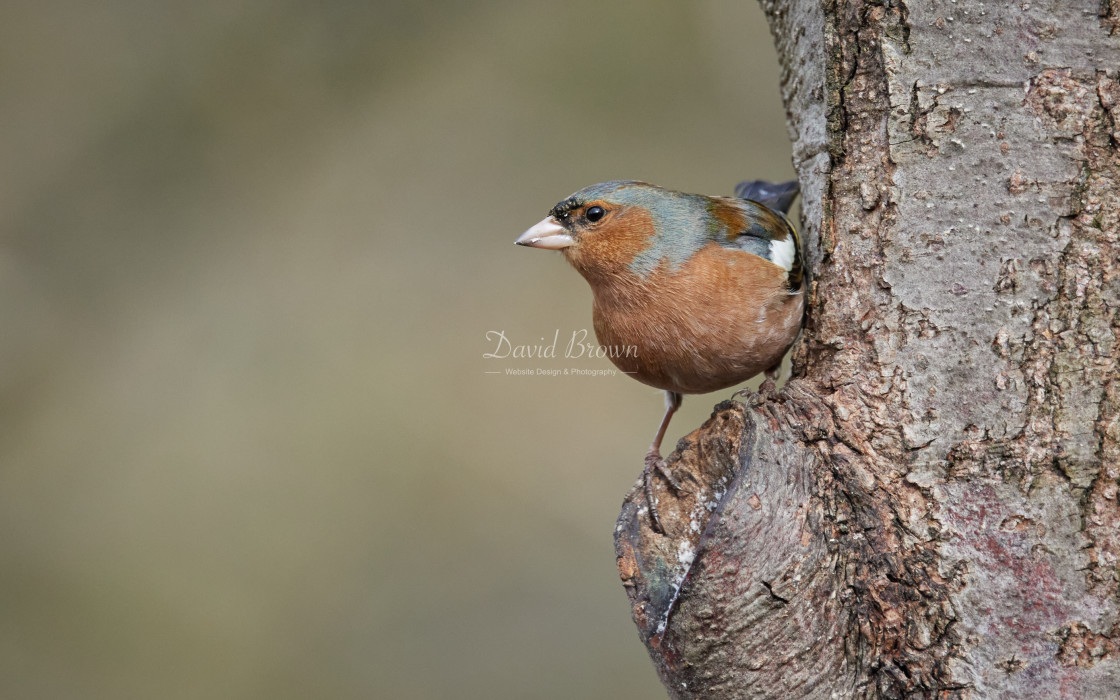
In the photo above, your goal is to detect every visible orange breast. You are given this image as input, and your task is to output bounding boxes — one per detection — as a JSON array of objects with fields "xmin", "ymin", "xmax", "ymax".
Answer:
[{"xmin": 590, "ymin": 242, "xmax": 804, "ymax": 394}]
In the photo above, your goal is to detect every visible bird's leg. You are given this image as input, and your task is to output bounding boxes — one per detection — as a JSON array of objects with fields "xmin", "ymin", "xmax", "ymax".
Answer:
[{"xmin": 642, "ymin": 391, "xmax": 684, "ymax": 534}]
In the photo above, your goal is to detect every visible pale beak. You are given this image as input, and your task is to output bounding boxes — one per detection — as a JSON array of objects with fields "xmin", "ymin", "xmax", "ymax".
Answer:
[{"xmin": 514, "ymin": 216, "xmax": 574, "ymax": 249}]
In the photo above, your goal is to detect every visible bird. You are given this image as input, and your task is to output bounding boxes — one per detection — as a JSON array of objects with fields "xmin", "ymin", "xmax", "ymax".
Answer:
[{"xmin": 515, "ymin": 179, "xmax": 804, "ymax": 533}]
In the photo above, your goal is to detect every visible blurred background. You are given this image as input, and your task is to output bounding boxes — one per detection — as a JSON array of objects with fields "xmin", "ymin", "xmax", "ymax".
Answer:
[{"xmin": 0, "ymin": 1, "xmax": 792, "ymax": 697}]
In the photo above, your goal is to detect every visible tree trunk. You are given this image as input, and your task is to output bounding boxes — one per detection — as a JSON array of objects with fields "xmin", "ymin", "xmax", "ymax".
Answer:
[{"xmin": 615, "ymin": 1, "xmax": 1120, "ymax": 697}]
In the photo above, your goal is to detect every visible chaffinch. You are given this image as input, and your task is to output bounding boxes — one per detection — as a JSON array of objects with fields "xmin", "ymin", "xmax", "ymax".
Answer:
[{"xmin": 516, "ymin": 180, "xmax": 804, "ymax": 532}]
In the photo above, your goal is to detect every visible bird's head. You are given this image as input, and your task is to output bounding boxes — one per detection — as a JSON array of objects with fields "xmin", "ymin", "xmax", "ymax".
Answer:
[{"xmin": 516, "ymin": 181, "xmax": 712, "ymax": 282}]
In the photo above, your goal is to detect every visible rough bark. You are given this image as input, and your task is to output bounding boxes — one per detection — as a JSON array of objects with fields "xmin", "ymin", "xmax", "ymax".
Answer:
[{"xmin": 615, "ymin": 1, "xmax": 1120, "ymax": 697}]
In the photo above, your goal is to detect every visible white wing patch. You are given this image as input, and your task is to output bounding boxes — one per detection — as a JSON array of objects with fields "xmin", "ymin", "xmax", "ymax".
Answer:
[{"xmin": 768, "ymin": 236, "xmax": 796, "ymax": 274}]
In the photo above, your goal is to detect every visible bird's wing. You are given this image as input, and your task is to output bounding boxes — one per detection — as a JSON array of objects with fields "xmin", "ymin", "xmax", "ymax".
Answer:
[
  {"xmin": 711, "ymin": 196, "xmax": 803, "ymax": 291},
  {"xmin": 733, "ymin": 179, "xmax": 800, "ymax": 215}
]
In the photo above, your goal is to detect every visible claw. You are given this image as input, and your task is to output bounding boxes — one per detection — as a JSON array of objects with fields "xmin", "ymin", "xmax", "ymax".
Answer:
[
  {"xmin": 734, "ymin": 365, "xmax": 781, "ymax": 405},
  {"xmin": 642, "ymin": 467, "xmax": 664, "ymax": 534},
  {"xmin": 641, "ymin": 449, "xmax": 688, "ymax": 534},
  {"xmin": 646, "ymin": 450, "xmax": 684, "ymax": 492},
  {"xmin": 732, "ymin": 386, "xmax": 764, "ymax": 406}
]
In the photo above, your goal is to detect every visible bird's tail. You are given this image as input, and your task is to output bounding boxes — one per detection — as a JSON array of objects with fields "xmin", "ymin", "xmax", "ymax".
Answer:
[{"xmin": 733, "ymin": 179, "xmax": 800, "ymax": 215}]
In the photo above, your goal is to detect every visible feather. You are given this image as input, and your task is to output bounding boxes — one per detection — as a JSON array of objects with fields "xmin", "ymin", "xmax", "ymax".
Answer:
[
  {"xmin": 733, "ymin": 179, "xmax": 800, "ymax": 215},
  {"xmin": 710, "ymin": 196, "xmax": 803, "ymax": 291}
]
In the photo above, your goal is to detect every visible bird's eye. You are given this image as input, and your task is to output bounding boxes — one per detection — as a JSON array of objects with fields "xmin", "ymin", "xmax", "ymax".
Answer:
[{"xmin": 586, "ymin": 206, "xmax": 605, "ymax": 222}]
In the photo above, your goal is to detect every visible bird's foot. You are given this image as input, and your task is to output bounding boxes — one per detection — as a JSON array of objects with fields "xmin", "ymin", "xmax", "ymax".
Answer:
[
  {"xmin": 645, "ymin": 449, "xmax": 685, "ymax": 493},
  {"xmin": 642, "ymin": 449, "xmax": 685, "ymax": 534},
  {"xmin": 732, "ymin": 386, "xmax": 765, "ymax": 406},
  {"xmin": 733, "ymin": 368, "xmax": 780, "ymax": 406}
]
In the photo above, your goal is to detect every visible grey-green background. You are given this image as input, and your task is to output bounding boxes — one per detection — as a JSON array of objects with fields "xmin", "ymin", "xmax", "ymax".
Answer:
[{"xmin": 0, "ymin": 1, "xmax": 791, "ymax": 697}]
